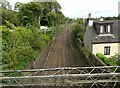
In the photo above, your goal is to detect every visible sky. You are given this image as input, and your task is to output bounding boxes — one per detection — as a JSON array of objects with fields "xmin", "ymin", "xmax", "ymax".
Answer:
[{"xmin": 8, "ymin": 0, "xmax": 120, "ymax": 18}]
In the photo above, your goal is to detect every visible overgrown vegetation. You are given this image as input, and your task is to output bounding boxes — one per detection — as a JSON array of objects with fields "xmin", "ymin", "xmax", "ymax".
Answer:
[
  {"xmin": 14, "ymin": 2, "xmax": 65, "ymax": 27},
  {"xmin": 1, "ymin": 1, "xmax": 65, "ymax": 27},
  {"xmin": 2, "ymin": 22, "xmax": 54, "ymax": 70},
  {"xmin": 72, "ymin": 21, "xmax": 86, "ymax": 42},
  {"xmin": 96, "ymin": 53, "xmax": 120, "ymax": 66},
  {"xmin": 0, "ymin": 8, "xmax": 20, "ymax": 26},
  {"xmin": 0, "ymin": 0, "xmax": 65, "ymax": 70}
]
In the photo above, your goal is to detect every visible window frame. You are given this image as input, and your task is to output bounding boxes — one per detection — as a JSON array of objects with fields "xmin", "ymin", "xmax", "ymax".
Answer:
[
  {"xmin": 107, "ymin": 25, "xmax": 111, "ymax": 33},
  {"xmin": 104, "ymin": 46, "xmax": 110, "ymax": 55},
  {"xmin": 99, "ymin": 24, "xmax": 112, "ymax": 34}
]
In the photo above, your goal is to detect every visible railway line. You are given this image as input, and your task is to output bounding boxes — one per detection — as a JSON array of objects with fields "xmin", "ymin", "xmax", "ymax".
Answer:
[
  {"xmin": 2, "ymin": 27, "xmax": 120, "ymax": 87},
  {"xmin": 34, "ymin": 27, "xmax": 91, "ymax": 71}
]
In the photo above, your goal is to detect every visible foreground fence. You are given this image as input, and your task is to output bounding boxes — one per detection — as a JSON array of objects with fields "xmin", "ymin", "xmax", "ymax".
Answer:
[{"xmin": 1, "ymin": 66, "xmax": 120, "ymax": 88}]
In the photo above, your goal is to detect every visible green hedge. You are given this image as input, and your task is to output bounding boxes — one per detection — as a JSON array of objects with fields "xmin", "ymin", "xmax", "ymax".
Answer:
[{"xmin": 96, "ymin": 53, "xmax": 118, "ymax": 66}]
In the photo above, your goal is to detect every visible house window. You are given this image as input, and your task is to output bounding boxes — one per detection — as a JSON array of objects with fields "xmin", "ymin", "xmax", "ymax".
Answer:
[
  {"xmin": 100, "ymin": 25, "xmax": 104, "ymax": 33},
  {"xmin": 100, "ymin": 25, "xmax": 111, "ymax": 34},
  {"xmin": 104, "ymin": 46, "xmax": 110, "ymax": 55},
  {"xmin": 107, "ymin": 25, "xmax": 111, "ymax": 33}
]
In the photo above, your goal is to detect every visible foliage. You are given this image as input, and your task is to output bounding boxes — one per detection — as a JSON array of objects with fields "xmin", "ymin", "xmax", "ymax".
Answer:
[
  {"xmin": 0, "ymin": 7, "xmax": 20, "ymax": 26},
  {"xmin": 0, "ymin": 0, "xmax": 12, "ymax": 10},
  {"xmin": 104, "ymin": 16, "xmax": 120, "ymax": 20},
  {"xmin": 96, "ymin": 53, "xmax": 119, "ymax": 66},
  {"xmin": 1, "ymin": 0, "xmax": 63, "ymax": 71},
  {"xmin": 109, "ymin": 53, "xmax": 120, "ymax": 66},
  {"xmin": 14, "ymin": 2, "xmax": 23, "ymax": 11},
  {"xmin": 17, "ymin": 2, "xmax": 42, "ymax": 27},
  {"xmin": 15, "ymin": 2, "xmax": 65, "ymax": 27},
  {"xmin": 96, "ymin": 53, "xmax": 106, "ymax": 62},
  {"xmin": 2, "ymin": 24, "xmax": 52, "ymax": 70},
  {"xmin": 4, "ymin": 20, "xmax": 17, "ymax": 30},
  {"xmin": 72, "ymin": 22, "xmax": 86, "ymax": 42}
]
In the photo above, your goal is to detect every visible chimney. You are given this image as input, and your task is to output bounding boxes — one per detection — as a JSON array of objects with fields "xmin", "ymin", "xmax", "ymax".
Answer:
[
  {"xmin": 100, "ymin": 16, "xmax": 104, "ymax": 21},
  {"xmin": 88, "ymin": 13, "xmax": 91, "ymax": 19},
  {"xmin": 88, "ymin": 13, "xmax": 93, "ymax": 27}
]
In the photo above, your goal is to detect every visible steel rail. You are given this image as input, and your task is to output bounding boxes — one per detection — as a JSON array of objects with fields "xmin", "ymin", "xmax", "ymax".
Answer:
[
  {"xmin": 1, "ymin": 66, "xmax": 120, "ymax": 73},
  {"xmin": 2, "ymin": 73, "xmax": 120, "ymax": 80},
  {"xmin": 2, "ymin": 79, "xmax": 120, "ymax": 86}
]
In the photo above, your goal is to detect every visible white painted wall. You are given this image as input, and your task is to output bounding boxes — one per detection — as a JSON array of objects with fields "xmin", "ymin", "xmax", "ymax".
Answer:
[
  {"xmin": 88, "ymin": 20, "xmax": 93, "ymax": 27},
  {"xmin": 93, "ymin": 43, "xmax": 119, "ymax": 57},
  {"xmin": 119, "ymin": 43, "xmax": 120, "ymax": 53}
]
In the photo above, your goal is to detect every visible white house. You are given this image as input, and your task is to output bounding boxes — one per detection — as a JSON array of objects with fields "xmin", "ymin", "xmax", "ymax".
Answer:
[{"xmin": 84, "ymin": 18, "xmax": 120, "ymax": 57}]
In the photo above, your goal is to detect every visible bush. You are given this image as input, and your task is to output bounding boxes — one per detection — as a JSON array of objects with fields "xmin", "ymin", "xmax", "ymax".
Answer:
[
  {"xmin": 117, "ymin": 59, "xmax": 120, "ymax": 66},
  {"xmin": 2, "ymin": 26, "xmax": 33, "ymax": 69},
  {"xmin": 72, "ymin": 23, "xmax": 86, "ymax": 42},
  {"xmin": 2, "ymin": 23, "xmax": 58, "ymax": 70},
  {"xmin": 2, "ymin": 25, "xmax": 52, "ymax": 70},
  {"xmin": 0, "ymin": 7, "xmax": 20, "ymax": 26},
  {"xmin": 109, "ymin": 54, "xmax": 120, "ymax": 66},
  {"xmin": 96, "ymin": 53, "xmax": 118, "ymax": 66},
  {"xmin": 96, "ymin": 53, "xmax": 106, "ymax": 62}
]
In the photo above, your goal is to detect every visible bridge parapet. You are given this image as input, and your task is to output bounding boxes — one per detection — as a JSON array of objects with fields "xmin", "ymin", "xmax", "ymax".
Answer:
[{"xmin": 1, "ymin": 66, "xmax": 120, "ymax": 87}]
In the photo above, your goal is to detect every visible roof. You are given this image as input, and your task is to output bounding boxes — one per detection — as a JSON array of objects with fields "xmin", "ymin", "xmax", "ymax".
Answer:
[
  {"xmin": 94, "ymin": 21, "xmax": 114, "ymax": 24},
  {"xmin": 86, "ymin": 20, "xmax": 120, "ymax": 44}
]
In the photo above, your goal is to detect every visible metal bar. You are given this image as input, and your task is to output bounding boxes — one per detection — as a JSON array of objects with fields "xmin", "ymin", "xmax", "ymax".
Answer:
[
  {"xmin": 1, "ymin": 66, "xmax": 120, "ymax": 87},
  {"xmin": 102, "ymin": 74, "xmax": 118, "ymax": 87},
  {"xmin": 2, "ymin": 73, "xmax": 120, "ymax": 80},
  {"xmin": 1, "ymin": 66, "xmax": 120, "ymax": 73},
  {"xmin": 2, "ymin": 79, "xmax": 120, "ymax": 86}
]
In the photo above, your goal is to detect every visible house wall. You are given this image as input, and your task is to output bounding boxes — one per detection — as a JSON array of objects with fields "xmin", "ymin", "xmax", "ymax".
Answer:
[
  {"xmin": 119, "ymin": 43, "xmax": 120, "ymax": 53},
  {"xmin": 93, "ymin": 43, "xmax": 119, "ymax": 57}
]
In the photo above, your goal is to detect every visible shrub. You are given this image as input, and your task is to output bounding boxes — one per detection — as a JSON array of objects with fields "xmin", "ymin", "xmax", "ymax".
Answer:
[
  {"xmin": 72, "ymin": 23, "xmax": 86, "ymax": 42},
  {"xmin": 1, "ymin": 7, "xmax": 20, "ymax": 26},
  {"xmin": 96, "ymin": 53, "xmax": 118, "ymax": 66},
  {"xmin": 108, "ymin": 53, "xmax": 120, "ymax": 66},
  {"xmin": 2, "ymin": 25, "xmax": 56, "ymax": 70},
  {"xmin": 96, "ymin": 53, "xmax": 106, "ymax": 62}
]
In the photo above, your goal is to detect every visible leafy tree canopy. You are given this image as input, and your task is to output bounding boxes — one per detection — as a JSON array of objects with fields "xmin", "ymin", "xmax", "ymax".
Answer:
[
  {"xmin": 15, "ymin": 1, "xmax": 65, "ymax": 27},
  {"xmin": 0, "ymin": 0, "xmax": 12, "ymax": 10}
]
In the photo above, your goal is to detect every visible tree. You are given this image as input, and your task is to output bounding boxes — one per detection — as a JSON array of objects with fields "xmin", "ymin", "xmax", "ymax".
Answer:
[
  {"xmin": 17, "ymin": 2, "xmax": 42, "ymax": 27},
  {"xmin": 39, "ymin": 2, "xmax": 64, "ymax": 26},
  {"xmin": 0, "ymin": 0, "xmax": 12, "ymax": 10},
  {"xmin": 17, "ymin": 1, "xmax": 65, "ymax": 27},
  {"xmin": 0, "ymin": 7, "xmax": 20, "ymax": 26},
  {"xmin": 14, "ymin": 2, "xmax": 23, "ymax": 12}
]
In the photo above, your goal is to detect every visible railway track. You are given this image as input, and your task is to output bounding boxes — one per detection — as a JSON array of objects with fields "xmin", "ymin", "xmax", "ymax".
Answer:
[
  {"xmin": 35, "ymin": 27, "xmax": 91, "ymax": 70},
  {"xmin": 30, "ymin": 27, "xmax": 93, "ymax": 77},
  {"xmin": 2, "ymin": 27, "xmax": 120, "ymax": 88}
]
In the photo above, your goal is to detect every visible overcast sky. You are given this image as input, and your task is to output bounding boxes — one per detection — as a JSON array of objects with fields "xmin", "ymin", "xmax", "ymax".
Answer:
[{"xmin": 9, "ymin": 0, "xmax": 120, "ymax": 18}]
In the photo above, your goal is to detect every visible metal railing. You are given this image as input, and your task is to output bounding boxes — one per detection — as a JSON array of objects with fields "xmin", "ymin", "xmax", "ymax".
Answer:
[{"xmin": 1, "ymin": 66, "xmax": 120, "ymax": 87}]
